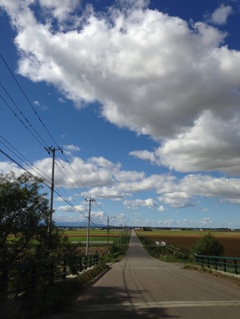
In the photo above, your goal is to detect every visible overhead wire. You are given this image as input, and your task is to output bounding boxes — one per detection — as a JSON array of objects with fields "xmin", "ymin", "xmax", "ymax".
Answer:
[
  {"xmin": 0, "ymin": 53, "xmax": 111, "ymax": 224},
  {"xmin": 60, "ymin": 150, "xmax": 110, "ymax": 216},
  {"xmin": 59, "ymin": 153, "xmax": 109, "ymax": 219},
  {"xmin": 0, "ymin": 93, "xmax": 47, "ymax": 148},
  {"xmin": 0, "ymin": 148, "xmax": 102, "ymax": 226},
  {"xmin": 54, "ymin": 158, "xmax": 107, "ymax": 226},
  {"xmin": 0, "ymin": 135, "xmax": 51, "ymax": 183},
  {"xmin": 0, "ymin": 54, "xmax": 60, "ymax": 148},
  {"xmin": 0, "ymin": 82, "xmax": 48, "ymax": 148},
  {"xmin": 0, "ymin": 131, "xmax": 108, "ymax": 226}
]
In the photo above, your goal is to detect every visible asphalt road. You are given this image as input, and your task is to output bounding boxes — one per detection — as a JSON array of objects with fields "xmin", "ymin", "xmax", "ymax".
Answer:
[{"xmin": 48, "ymin": 230, "xmax": 240, "ymax": 319}]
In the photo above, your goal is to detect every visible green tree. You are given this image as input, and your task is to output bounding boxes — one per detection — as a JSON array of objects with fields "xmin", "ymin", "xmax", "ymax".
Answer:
[
  {"xmin": 192, "ymin": 233, "xmax": 224, "ymax": 256},
  {"xmin": 0, "ymin": 172, "xmax": 73, "ymax": 263}
]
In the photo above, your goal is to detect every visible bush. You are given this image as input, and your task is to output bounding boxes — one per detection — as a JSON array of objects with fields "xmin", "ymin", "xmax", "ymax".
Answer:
[{"xmin": 192, "ymin": 233, "xmax": 224, "ymax": 256}]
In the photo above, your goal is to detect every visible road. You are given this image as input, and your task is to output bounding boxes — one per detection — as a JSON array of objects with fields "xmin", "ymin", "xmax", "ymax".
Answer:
[{"xmin": 48, "ymin": 230, "xmax": 240, "ymax": 319}]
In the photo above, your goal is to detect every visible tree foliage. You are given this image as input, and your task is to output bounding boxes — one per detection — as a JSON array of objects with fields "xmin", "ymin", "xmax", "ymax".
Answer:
[
  {"xmin": 0, "ymin": 172, "xmax": 74, "ymax": 264},
  {"xmin": 192, "ymin": 233, "xmax": 224, "ymax": 256}
]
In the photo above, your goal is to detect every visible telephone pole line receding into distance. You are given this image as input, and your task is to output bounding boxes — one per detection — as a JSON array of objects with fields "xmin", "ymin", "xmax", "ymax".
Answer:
[
  {"xmin": 45, "ymin": 146, "xmax": 63, "ymax": 235},
  {"xmin": 85, "ymin": 198, "xmax": 95, "ymax": 255}
]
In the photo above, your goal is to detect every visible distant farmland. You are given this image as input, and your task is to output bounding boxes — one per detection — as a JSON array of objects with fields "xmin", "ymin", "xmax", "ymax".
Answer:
[
  {"xmin": 137, "ymin": 230, "xmax": 240, "ymax": 258},
  {"xmin": 63, "ymin": 228, "xmax": 123, "ymax": 241},
  {"xmin": 62, "ymin": 228, "xmax": 127, "ymax": 254}
]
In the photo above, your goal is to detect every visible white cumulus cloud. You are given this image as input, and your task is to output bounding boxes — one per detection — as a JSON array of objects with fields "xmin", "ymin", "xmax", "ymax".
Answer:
[
  {"xmin": 209, "ymin": 5, "xmax": 233, "ymax": 25},
  {"xmin": 1, "ymin": 1, "xmax": 240, "ymax": 176}
]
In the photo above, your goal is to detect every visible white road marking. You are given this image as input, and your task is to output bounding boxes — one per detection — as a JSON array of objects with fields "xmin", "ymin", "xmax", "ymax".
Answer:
[{"xmin": 78, "ymin": 300, "xmax": 240, "ymax": 312}]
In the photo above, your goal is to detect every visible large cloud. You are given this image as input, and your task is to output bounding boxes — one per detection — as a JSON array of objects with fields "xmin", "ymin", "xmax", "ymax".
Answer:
[
  {"xmin": 32, "ymin": 156, "xmax": 117, "ymax": 188},
  {"xmin": 132, "ymin": 111, "xmax": 240, "ymax": 174},
  {"xmin": 1, "ymin": 0, "xmax": 240, "ymax": 175},
  {"xmin": 1, "ymin": 151, "xmax": 239, "ymax": 208}
]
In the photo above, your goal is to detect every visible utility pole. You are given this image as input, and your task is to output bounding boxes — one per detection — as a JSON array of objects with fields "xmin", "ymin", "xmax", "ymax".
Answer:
[
  {"xmin": 85, "ymin": 198, "xmax": 95, "ymax": 255},
  {"xmin": 107, "ymin": 217, "xmax": 110, "ymax": 251},
  {"xmin": 45, "ymin": 146, "xmax": 63, "ymax": 235},
  {"xmin": 107, "ymin": 216, "xmax": 117, "ymax": 251}
]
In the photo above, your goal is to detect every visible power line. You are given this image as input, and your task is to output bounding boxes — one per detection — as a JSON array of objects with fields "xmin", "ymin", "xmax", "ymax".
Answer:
[
  {"xmin": 61, "ymin": 152, "xmax": 109, "ymax": 218},
  {"xmin": 0, "ymin": 54, "xmax": 103, "ymax": 214},
  {"xmin": 0, "ymin": 93, "xmax": 47, "ymax": 148},
  {"xmin": 0, "ymin": 53, "xmax": 60, "ymax": 148},
  {"xmin": 56, "ymin": 152, "xmax": 109, "ymax": 220},
  {"xmin": 0, "ymin": 82, "xmax": 48, "ymax": 148},
  {"xmin": 0, "ymin": 148, "xmax": 100, "ymax": 227},
  {"xmin": 0, "ymin": 53, "xmax": 111, "ymax": 225},
  {"xmin": 0, "ymin": 135, "xmax": 51, "ymax": 184},
  {"xmin": 0, "ymin": 133, "xmax": 110, "ymax": 226}
]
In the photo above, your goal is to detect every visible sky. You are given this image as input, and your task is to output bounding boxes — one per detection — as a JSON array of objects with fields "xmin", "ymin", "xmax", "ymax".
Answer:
[{"xmin": 0, "ymin": 0, "xmax": 240, "ymax": 229}]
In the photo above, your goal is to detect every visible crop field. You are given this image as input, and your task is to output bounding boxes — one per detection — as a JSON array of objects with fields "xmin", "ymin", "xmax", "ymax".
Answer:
[
  {"xmin": 62, "ymin": 228, "xmax": 127, "ymax": 249},
  {"xmin": 61, "ymin": 228, "xmax": 129, "ymax": 254},
  {"xmin": 137, "ymin": 230, "xmax": 240, "ymax": 258}
]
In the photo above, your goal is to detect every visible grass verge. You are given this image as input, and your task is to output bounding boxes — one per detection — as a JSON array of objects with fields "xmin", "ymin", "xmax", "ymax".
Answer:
[{"xmin": 138, "ymin": 235, "xmax": 190, "ymax": 263}]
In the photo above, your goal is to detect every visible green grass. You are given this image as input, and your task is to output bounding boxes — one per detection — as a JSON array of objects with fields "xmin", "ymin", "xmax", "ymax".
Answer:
[
  {"xmin": 63, "ymin": 228, "xmax": 122, "ymax": 236},
  {"xmin": 67, "ymin": 236, "xmax": 119, "ymax": 243},
  {"xmin": 63, "ymin": 229, "xmax": 127, "ymax": 246}
]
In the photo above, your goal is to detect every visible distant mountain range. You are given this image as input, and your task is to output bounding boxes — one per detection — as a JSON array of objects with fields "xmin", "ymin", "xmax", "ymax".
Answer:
[{"xmin": 55, "ymin": 221, "xmax": 107, "ymax": 228}]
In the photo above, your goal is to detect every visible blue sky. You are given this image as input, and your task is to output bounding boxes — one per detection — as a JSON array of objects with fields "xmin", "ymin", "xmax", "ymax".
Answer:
[{"xmin": 0, "ymin": 0, "xmax": 240, "ymax": 228}]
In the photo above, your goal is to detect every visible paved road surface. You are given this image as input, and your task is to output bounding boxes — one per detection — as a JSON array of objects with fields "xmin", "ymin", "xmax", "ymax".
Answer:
[{"xmin": 47, "ymin": 230, "xmax": 240, "ymax": 318}]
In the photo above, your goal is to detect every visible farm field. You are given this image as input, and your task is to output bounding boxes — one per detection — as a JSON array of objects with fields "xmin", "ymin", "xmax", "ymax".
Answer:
[
  {"xmin": 137, "ymin": 230, "xmax": 240, "ymax": 258},
  {"xmin": 61, "ymin": 228, "xmax": 129, "ymax": 255},
  {"xmin": 63, "ymin": 228, "xmax": 123, "ymax": 240}
]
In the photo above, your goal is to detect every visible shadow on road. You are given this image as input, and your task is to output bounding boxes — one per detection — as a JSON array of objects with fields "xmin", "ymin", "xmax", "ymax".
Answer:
[{"xmin": 58, "ymin": 286, "xmax": 179, "ymax": 319}]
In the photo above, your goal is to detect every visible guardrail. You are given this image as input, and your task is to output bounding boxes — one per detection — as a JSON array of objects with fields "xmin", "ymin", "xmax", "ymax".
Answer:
[
  {"xmin": 0, "ymin": 254, "xmax": 99, "ymax": 300},
  {"xmin": 195, "ymin": 254, "xmax": 240, "ymax": 275}
]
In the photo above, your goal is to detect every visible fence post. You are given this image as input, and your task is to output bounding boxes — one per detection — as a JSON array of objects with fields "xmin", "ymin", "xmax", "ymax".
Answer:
[
  {"xmin": 91, "ymin": 255, "xmax": 94, "ymax": 267},
  {"xmin": 31, "ymin": 264, "xmax": 37, "ymax": 291},
  {"xmin": 50, "ymin": 261, "xmax": 55, "ymax": 285},
  {"xmin": 95, "ymin": 254, "xmax": 99, "ymax": 265},
  {"xmin": 207, "ymin": 257, "xmax": 210, "ymax": 268},
  {"xmin": 83, "ymin": 256, "xmax": 86, "ymax": 270},
  {"xmin": 214, "ymin": 258, "xmax": 217, "ymax": 270},
  {"xmin": 62, "ymin": 259, "xmax": 67, "ymax": 280},
  {"xmin": 234, "ymin": 259, "xmax": 238, "ymax": 275},
  {"xmin": 223, "ymin": 259, "xmax": 226, "ymax": 272},
  {"xmin": 0, "ymin": 267, "xmax": 8, "ymax": 301},
  {"xmin": 78, "ymin": 256, "xmax": 82, "ymax": 273}
]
